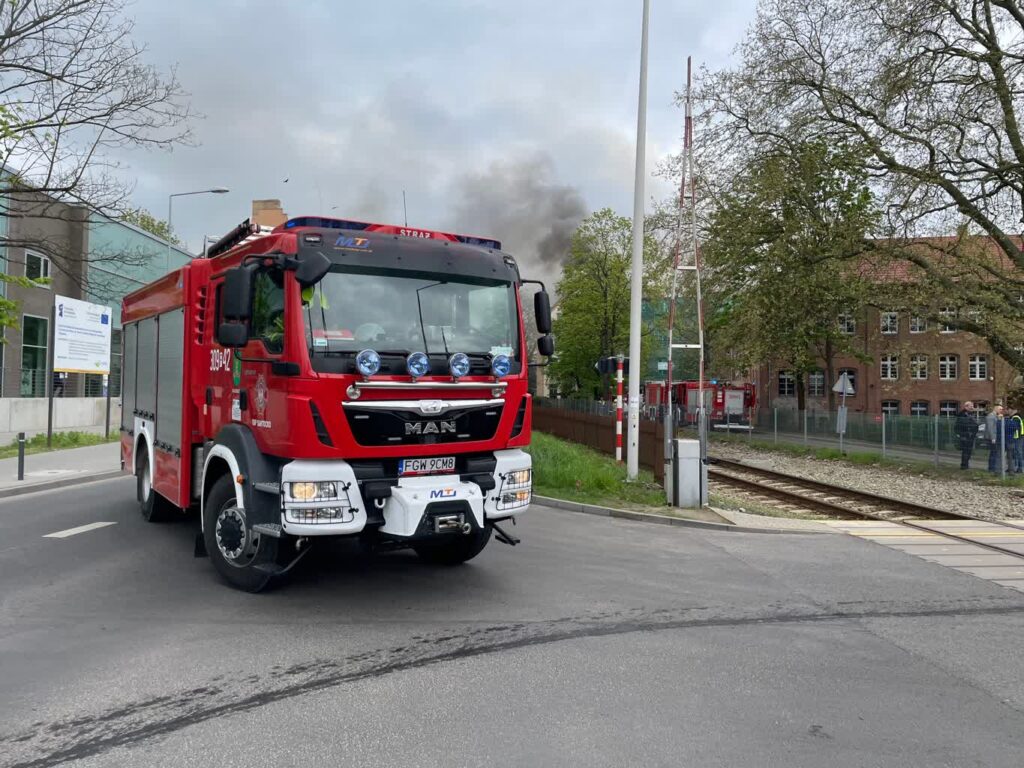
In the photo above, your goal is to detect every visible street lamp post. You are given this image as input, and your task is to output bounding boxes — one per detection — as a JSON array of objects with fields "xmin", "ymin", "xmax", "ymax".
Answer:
[{"xmin": 167, "ymin": 187, "xmax": 229, "ymax": 267}]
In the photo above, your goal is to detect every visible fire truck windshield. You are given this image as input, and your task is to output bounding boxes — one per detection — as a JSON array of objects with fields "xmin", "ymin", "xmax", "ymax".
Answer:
[{"xmin": 303, "ymin": 267, "xmax": 520, "ymax": 362}]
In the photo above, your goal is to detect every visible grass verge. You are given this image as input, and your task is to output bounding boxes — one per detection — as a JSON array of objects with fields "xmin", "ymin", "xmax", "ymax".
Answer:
[
  {"xmin": 0, "ymin": 430, "xmax": 118, "ymax": 460},
  {"xmin": 526, "ymin": 431, "xmax": 668, "ymax": 510}
]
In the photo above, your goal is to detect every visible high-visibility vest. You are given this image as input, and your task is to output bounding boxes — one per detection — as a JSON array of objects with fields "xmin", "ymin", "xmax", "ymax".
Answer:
[{"xmin": 1014, "ymin": 415, "xmax": 1023, "ymax": 440}]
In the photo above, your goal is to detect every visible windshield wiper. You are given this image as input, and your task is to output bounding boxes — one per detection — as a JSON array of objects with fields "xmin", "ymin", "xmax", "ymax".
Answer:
[{"xmin": 414, "ymin": 281, "xmax": 445, "ymax": 354}]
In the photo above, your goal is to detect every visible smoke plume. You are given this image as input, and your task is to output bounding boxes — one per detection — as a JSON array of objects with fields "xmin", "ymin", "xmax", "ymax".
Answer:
[{"xmin": 446, "ymin": 152, "xmax": 586, "ymax": 292}]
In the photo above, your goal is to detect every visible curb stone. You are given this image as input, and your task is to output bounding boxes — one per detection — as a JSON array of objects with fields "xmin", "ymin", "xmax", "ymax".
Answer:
[
  {"xmin": 0, "ymin": 469, "xmax": 125, "ymax": 499},
  {"xmin": 533, "ymin": 495, "xmax": 830, "ymax": 535}
]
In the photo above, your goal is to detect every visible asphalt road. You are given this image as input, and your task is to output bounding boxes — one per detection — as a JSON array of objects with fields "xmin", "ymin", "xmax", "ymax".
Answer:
[{"xmin": 3, "ymin": 477, "xmax": 1024, "ymax": 767}]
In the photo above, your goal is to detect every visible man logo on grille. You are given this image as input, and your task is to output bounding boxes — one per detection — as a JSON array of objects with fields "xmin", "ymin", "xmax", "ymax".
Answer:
[{"xmin": 405, "ymin": 420, "xmax": 456, "ymax": 435}]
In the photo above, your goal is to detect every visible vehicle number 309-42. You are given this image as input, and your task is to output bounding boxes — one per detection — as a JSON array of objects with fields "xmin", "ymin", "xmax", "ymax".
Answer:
[{"xmin": 210, "ymin": 349, "xmax": 233, "ymax": 372}]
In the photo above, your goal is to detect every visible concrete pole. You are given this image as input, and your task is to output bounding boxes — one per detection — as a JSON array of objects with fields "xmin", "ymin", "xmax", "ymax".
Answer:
[{"xmin": 625, "ymin": 0, "xmax": 650, "ymax": 481}]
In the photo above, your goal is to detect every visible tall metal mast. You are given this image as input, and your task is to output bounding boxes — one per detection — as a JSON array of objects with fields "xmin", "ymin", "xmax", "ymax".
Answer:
[{"xmin": 664, "ymin": 56, "xmax": 707, "ymax": 503}]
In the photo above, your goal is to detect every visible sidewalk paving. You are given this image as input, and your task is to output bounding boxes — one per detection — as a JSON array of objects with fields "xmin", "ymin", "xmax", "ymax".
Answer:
[{"xmin": 0, "ymin": 441, "xmax": 122, "ymax": 496}]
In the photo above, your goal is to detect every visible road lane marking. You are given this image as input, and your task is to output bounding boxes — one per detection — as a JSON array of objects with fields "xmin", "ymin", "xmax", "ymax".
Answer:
[{"xmin": 43, "ymin": 521, "xmax": 117, "ymax": 539}]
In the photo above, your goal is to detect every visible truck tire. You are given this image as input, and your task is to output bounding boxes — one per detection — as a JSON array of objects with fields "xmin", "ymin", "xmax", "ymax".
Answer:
[
  {"xmin": 413, "ymin": 526, "xmax": 492, "ymax": 566},
  {"xmin": 137, "ymin": 449, "xmax": 176, "ymax": 522},
  {"xmin": 203, "ymin": 474, "xmax": 280, "ymax": 592}
]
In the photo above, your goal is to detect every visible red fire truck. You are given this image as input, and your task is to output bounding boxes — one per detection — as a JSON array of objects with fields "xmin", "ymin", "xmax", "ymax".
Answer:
[
  {"xmin": 644, "ymin": 380, "xmax": 757, "ymax": 423},
  {"xmin": 120, "ymin": 215, "xmax": 553, "ymax": 591}
]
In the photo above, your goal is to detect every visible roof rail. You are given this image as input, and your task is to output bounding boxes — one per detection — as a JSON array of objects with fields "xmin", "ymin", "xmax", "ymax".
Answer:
[
  {"xmin": 279, "ymin": 215, "xmax": 501, "ymax": 250},
  {"xmin": 205, "ymin": 219, "xmax": 265, "ymax": 258}
]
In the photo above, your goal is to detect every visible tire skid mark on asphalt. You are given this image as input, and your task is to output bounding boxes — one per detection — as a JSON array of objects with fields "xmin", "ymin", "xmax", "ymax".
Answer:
[{"xmin": 4, "ymin": 596, "xmax": 1024, "ymax": 768}]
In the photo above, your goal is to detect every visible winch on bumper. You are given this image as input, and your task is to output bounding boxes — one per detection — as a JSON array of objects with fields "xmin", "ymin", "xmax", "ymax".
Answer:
[{"xmin": 278, "ymin": 449, "xmax": 531, "ymax": 539}]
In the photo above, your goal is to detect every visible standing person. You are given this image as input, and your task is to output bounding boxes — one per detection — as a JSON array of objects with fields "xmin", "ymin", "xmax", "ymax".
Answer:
[
  {"xmin": 1012, "ymin": 409, "xmax": 1024, "ymax": 474},
  {"xmin": 1004, "ymin": 408, "xmax": 1019, "ymax": 474},
  {"xmin": 987, "ymin": 404, "xmax": 1004, "ymax": 473},
  {"xmin": 955, "ymin": 401, "xmax": 978, "ymax": 470}
]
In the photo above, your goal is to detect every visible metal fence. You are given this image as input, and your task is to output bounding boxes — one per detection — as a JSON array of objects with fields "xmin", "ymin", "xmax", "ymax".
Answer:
[
  {"xmin": 532, "ymin": 397, "xmax": 989, "ymax": 468},
  {"xmin": 749, "ymin": 408, "xmax": 971, "ymax": 456},
  {"xmin": 1, "ymin": 367, "xmax": 121, "ymax": 399}
]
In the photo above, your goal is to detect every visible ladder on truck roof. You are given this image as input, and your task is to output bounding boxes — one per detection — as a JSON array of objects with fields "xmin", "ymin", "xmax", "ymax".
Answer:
[
  {"xmin": 205, "ymin": 219, "xmax": 274, "ymax": 259},
  {"xmin": 664, "ymin": 56, "xmax": 707, "ymax": 506}
]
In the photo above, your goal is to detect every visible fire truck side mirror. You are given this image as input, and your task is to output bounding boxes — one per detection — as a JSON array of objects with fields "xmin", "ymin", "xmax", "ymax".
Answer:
[
  {"xmin": 222, "ymin": 265, "xmax": 255, "ymax": 321},
  {"xmin": 534, "ymin": 290, "xmax": 552, "ymax": 334},
  {"xmin": 295, "ymin": 252, "xmax": 332, "ymax": 288},
  {"xmin": 217, "ymin": 322, "xmax": 249, "ymax": 348},
  {"xmin": 537, "ymin": 335, "xmax": 554, "ymax": 357}
]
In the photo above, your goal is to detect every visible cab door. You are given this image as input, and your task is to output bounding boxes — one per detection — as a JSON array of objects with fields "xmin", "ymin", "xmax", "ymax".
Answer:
[{"xmin": 239, "ymin": 269, "xmax": 290, "ymax": 453}]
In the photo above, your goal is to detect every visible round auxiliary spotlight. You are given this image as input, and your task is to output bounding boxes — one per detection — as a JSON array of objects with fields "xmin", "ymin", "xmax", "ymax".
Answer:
[
  {"xmin": 407, "ymin": 351, "xmax": 431, "ymax": 378},
  {"xmin": 449, "ymin": 352, "xmax": 471, "ymax": 379},
  {"xmin": 355, "ymin": 349, "xmax": 381, "ymax": 377},
  {"xmin": 491, "ymin": 354, "xmax": 511, "ymax": 378}
]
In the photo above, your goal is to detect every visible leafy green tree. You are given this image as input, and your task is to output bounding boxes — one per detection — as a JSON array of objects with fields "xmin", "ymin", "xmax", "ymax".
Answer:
[
  {"xmin": 0, "ymin": 0, "xmax": 189, "ymax": 334},
  {"xmin": 704, "ymin": 141, "xmax": 878, "ymax": 410},
  {"xmin": 121, "ymin": 208, "xmax": 180, "ymax": 245},
  {"xmin": 549, "ymin": 208, "xmax": 667, "ymax": 397},
  {"xmin": 702, "ymin": 0, "xmax": 1024, "ymax": 370}
]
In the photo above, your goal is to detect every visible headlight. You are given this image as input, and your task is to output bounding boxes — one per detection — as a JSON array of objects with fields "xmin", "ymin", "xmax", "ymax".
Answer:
[
  {"xmin": 407, "ymin": 351, "xmax": 431, "ymax": 377},
  {"xmin": 356, "ymin": 349, "xmax": 381, "ymax": 377},
  {"xmin": 491, "ymin": 354, "xmax": 511, "ymax": 377},
  {"xmin": 288, "ymin": 481, "xmax": 338, "ymax": 502},
  {"xmin": 507, "ymin": 469, "xmax": 531, "ymax": 486},
  {"xmin": 449, "ymin": 352, "xmax": 471, "ymax": 378}
]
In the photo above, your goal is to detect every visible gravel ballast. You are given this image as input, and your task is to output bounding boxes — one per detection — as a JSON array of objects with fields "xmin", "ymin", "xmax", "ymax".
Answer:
[{"xmin": 710, "ymin": 443, "xmax": 1024, "ymax": 520}]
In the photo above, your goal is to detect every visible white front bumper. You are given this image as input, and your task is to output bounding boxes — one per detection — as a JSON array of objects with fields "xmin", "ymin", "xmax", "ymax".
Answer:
[{"xmin": 278, "ymin": 448, "xmax": 531, "ymax": 537}]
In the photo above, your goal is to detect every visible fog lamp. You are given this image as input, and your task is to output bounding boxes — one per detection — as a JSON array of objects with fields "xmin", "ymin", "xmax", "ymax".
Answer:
[
  {"xmin": 491, "ymin": 354, "xmax": 511, "ymax": 377},
  {"xmin": 449, "ymin": 352, "xmax": 471, "ymax": 379},
  {"xmin": 407, "ymin": 351, "xmax": 431, "ymax": 378},
  {"xmin": 356, "ymin": 349, "xmax": 381, "ymax": 377}
]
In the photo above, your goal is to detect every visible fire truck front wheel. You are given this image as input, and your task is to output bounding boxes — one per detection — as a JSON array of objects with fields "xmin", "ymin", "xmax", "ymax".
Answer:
[
  {"xmin": 203, "ymin": 475, "xmax": 280, "ymax": 592},
  {"xmin": 413, "ymin": 526, "xmax": 492, "ymax": 566}
]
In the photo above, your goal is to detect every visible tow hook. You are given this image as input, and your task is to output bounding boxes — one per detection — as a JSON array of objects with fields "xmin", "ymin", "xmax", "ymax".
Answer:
[
  {"xmin": 434, "ymin": 513, "xmax": 470, "ymax": 534},
  {"xmin": 492, "ymin": 521, "xmax": 520, "ymax": 546}
]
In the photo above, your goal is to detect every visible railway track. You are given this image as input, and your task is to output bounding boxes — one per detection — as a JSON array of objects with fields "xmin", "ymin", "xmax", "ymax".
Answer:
[{"xmin": 708, "ymin": 457, "xmax": 1024, "ymax": 561}]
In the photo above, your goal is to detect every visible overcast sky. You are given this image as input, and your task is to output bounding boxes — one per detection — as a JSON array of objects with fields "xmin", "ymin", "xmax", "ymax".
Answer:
[{"xmin": 124, "ymin": 0, "xmax": 756, "ymax": 271}]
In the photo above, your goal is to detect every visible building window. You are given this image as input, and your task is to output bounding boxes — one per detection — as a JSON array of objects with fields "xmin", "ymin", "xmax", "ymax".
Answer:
[
  {"xmin": 20, "ymin": 315, "xmax": 48, "ymax": 397},
  {"xmin": 838, "ymin": 368, "xmax": 857, "ymax": 394},
  {"xmin": 880, "ymin": 312, "xmax": 899, "ymax": 335},
  {"xmin": 939, "ymin": 400, "xmax": 959, "ymax": 418},
  {"xmin": 909, "ymin": 316, "xmax": 927, "ymax": 334},
  {"xmin": 939, "ymin": 354, "xmax": 959, "ymax": 381},
  {"xmin": 25, "ymin": 251, "xmax": 50, "ymax": 282},
  {"xmin": 807, "ymin": 370, "xmax": 825, "ymax": 397},
  {"xmin": 968, "ymin": 354, "xmax": 988, "ymax": 381},
  {"xmin": 837, "ymin": 312, "xmax": 856, "ymax": 335},
  {"xmin": 910, "ymin": 400, "xmax": 929, "ymax": 417},
  {"xmin": 880, "ymin": 354, "xmax": 899, "ymax": 381},
  {"xmin": 778, "ymin": 370, "xmax": 795, "ymax": 397},
  {"xmin": 881, "ymin": 400, "xmax": 900, "ymax": 416},
  {"xmin": 939, "ymin": 307, "xmax": 957, "ymax": 333},
  {"xmin": 910, "ymin": 354, "xmax": 928, "ymax": 380}
]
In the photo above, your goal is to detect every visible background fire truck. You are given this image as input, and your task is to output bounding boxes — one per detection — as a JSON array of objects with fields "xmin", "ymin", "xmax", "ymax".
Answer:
[
  {"xmin": 644, "ymin": 380, "xmax": 757, "ymax": 424},
  {"xmin": 120, "ymin": 215, "xmax": 553, "ymax": 591}
]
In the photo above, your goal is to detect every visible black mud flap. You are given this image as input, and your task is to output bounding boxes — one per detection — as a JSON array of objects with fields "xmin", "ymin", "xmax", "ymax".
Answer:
[{"xmin": 194, "ymin": 530, "xmax": 208, "ymax": 558}]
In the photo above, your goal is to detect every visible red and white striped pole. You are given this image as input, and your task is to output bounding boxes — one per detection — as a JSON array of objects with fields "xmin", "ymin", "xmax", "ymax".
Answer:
[{"xmin": 616, "ymin": 354, "xmax": 624, "ymax": 463}]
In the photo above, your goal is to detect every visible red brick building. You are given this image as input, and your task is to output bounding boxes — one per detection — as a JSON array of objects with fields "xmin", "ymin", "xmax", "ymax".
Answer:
[{"xmin": 752, "ymin": 238, "xmax": 1023, "ymax": 416}]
